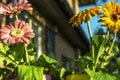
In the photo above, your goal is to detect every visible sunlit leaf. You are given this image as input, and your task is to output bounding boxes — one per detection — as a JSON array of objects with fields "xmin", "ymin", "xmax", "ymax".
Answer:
[
  {"xmin": 18, "ymin": 65, "xmax": 44, "ymax": 80},
  {"xmin": 85, "ymin": 69, "xmax": 116, "ymax": 80}
]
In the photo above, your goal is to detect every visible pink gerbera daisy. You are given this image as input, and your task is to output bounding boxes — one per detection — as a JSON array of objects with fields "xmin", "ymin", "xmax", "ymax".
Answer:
[
  {"xmin": 0, "ymin": 20, "xmax": 35, "ymax": 45},
  {"xmin": 0, "ymin": 0, "xmax": 32, "ymax": 18}
]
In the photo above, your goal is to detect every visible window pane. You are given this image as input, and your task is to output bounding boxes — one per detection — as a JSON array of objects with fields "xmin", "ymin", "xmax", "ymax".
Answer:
[{"xmin": 46, "ymin": 27, "xmax": 55, "ymax": 58}]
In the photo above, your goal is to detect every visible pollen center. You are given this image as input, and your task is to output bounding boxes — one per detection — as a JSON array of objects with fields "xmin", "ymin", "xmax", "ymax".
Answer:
[{"xmin": 10, "ymin": 28, "xmax": 23, "ymax": 37}]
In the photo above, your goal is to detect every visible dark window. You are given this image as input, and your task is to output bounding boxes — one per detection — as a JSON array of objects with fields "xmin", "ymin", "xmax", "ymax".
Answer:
[{"xmin": 46, "ymin": 27, "xmax": 55, "ymax": 58}]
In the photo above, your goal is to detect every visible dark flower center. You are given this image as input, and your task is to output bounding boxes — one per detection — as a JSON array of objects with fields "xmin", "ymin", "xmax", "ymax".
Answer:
[{"xmin": 111, "ymin": 14, "xmax": 119, "ymax": 22}]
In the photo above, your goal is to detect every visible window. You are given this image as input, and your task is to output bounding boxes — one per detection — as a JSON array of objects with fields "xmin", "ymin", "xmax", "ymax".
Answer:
[
  {"xmin": 46, "ymin": 27, "xmax": 55, "ymax": 58},
  {"xmin": 24, "ymin": 14, "xmax": 43, "ymax": 58}
]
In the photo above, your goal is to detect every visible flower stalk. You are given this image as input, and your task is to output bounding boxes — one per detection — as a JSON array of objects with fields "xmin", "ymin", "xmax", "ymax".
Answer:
[
  {"xmin": 94, "ymin": 31, "xmax": 110, "ymax": 71},
  {"xmin": 25, "ymin": 46, "xmax": 30, "ymax": 65},
  {"xmin": 87, "ymin": 21, "xmax": 95, "ymax": 71},
  {"xmin": 108, "ymin": 33, "xmax": 116, "ymax": 55},
  {"xmin": 15, "ymin": 15, "xmax": 18, "ymax": 20},
  {"xmin": 100, "ymin": 32, "xmax": 116, "ymax": 69}
]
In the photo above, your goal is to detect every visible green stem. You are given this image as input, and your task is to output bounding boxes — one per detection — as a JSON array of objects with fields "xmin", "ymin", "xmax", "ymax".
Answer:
[
  {"xmin": 94, "ymin": 31, "xmax": 110, "ymax": 70},
  {"xmin": 15, "ymin": 15, "xmax": 18, "ymax": 20},
  {"xmin": 25, "ymin": 47, "xmax": 30, "ymax": 65},
  {"xmin": 108, "ymin": 33, "xmax": 116, "ymax": 54},
  {"xmin": 87, "ymin": 21, "xmax": 95, "ymax": 71},
  {"xmin": 87, "ymin": 21, "xmax": 93, "ymax": 42},
  {"xmin": 100, "ymin": 33, "xmax": 116, "ymax": 69}
]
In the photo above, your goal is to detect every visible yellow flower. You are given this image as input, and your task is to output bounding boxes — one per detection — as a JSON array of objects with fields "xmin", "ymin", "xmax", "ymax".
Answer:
[
  {"xmin": 69, "ymin": 6, "xmax": 100, "ymax": 27},
  {"xmin": 98, "ymin": 1, "xmax": 120, "ymax": 33}
]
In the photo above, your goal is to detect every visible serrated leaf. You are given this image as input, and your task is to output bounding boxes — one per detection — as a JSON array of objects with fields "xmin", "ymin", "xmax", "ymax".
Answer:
[{"xmin": 18, "ymin": 65, "xmax": 44, "ymax": 80}]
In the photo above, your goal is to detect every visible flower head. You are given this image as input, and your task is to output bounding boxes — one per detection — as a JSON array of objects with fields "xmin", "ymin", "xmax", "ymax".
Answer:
[
  {"xmin": 0, "ymin": 0, "xmax": 32, "ymax": 18},
  {"xmin": 69, "ymin": 6, "xmax": 100, "ymax": 27},
  {"xmin": 98, "ymin": 1, "xmax": 120, "ymax": 33},
  {"xmin": 0, "ymin": 20, "xmax": 35, "ymax": 45}
]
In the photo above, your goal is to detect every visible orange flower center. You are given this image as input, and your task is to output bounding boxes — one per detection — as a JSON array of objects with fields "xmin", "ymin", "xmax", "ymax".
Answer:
[{"xmin": 10, "ymin": 28, "xmax": 23, "ymax": 37}]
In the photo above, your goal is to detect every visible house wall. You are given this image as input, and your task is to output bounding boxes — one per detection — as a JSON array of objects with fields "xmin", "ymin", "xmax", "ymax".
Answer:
[
  {"xmin": 0, "ymin": 0, "xmax": 82, "ymax": 68},
  {"xmin": 55, "ymin": 32, "xmax": 76, "ymax": 68},
  {"xmin": 25, "ymin": 8, "xmax": 78, "ymax": 68},
  {"xmin": 0, "ymin": 0, "xmax": 6, "ymax": 27}
]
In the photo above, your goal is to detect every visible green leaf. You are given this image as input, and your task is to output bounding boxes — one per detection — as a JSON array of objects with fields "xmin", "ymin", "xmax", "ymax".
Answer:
[
  {"xmin": 27, "ymin": 42, "xmax": 35, "ymax": 56},
  {"xmin": 0, "ymin": 42, "xmax": 9, "ymax": 53},
  {"xmin": 85, "ymin": 69, "xmax": 116, "ymax": 80},
  {"xmin": 41, "ymin": 54, "xmax": 57, "ymax": 64},
  {"xmin": 107, "ymin": 58, "xmax": 120, "ymax": 73},
  {"xmin": 93, "ymin": 35, "xmax": 100, "ymax": 47},
  {"xmin": 0, "ymin": 42, "xmax": 16, "ymax": 64},
  {"xmin": 18, "ymin": 65, "xmax": 44, "ymax": 80},
  {"xmin": 12, "ymin": 42, "xmax": 25, "ymax": 61},
  {"xmin": 59, "ymin": 67, "xmax": 66, "ymax": 80},
  {"xmin": 114, "ymin": 74, "xmax": 120, "ymax": 80},
  {"xmin": 116, "ymin": 58, "xmax": 120, "ymax": 66}
]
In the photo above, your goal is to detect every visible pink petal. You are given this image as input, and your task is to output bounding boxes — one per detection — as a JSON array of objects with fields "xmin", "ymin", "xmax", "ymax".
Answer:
[
  {"xmin": 2, "ymin": 38, "xmax": 9, "ymax": 43},
  {"xmin": 18, "ymin": 20, "xmax": 25, "ymax": 29},
  {"xmin": 22, "ymin": 27, "xmax": 33, "ymax": 33},
  {"xmin": 14, "ymin": 20, "xmax": 20, "ymax": 28},
  {"xmin": 21, "ymin": 37, "xmax": 29, "ymax": 44},
  {"xmin": 0, "ymin": 4, "xmax": 8, "ymax": 14},
  {"xmin": 1, "ymin": 34, "xmax": 11, "ymax": 39},
  {"xmin": 9, "ymin": 23, "xmax": 16, "ymax": 29},
  {"xmin": 14, "ymin": 0, "xmax": 18, "ymax": 6},
  {"xmin": 9, "ymin": 38, "xmax": 15, "ymax": 44},
  {"xmin": 24, "ymin": 32, "xmax": 34, "ymax": 38},
  {"xmin": 0, "ymin": 27, "xmax": 11, "ymax": 33}
]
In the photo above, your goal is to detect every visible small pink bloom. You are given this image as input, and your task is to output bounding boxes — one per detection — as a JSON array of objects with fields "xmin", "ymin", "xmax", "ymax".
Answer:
[
  {"xmin": 43, "ymin": 74, "xmax": 51, "ymax": 80},
  {"xmin": 0, "ymin": 20, "xmax": 34, "ymax": 45},
  {"xmin": 0, "ymin": 0, "xmax": 32, "ymax": 18}
]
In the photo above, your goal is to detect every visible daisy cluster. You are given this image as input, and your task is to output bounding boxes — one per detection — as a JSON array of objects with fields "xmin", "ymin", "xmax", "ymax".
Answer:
[
  {"xmin": 0, "ymin": 0, "xmax": 34, "ymax": 45},
  {"xmin": 70, "ymin": 0, "xmax": 120, "ymax": 33}
]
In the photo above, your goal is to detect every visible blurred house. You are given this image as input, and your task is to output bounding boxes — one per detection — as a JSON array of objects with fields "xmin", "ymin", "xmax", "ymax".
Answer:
[{"xmin": 0, "ymin": 0, "xmax": 89, "ymax": 68}]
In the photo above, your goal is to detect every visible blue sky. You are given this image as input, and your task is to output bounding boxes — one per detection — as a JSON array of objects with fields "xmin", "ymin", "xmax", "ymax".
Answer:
[{"xmin": 79, "ymin": 0, "xmax": 120, "ymax": 40}]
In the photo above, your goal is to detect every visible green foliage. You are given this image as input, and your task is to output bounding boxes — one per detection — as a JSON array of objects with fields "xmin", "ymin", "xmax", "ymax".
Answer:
[
  {"xmin": 0, "ymin": 42, "xmax": 15, "ymax": 65},
  {"xmin": 0, "ymin": 41, "xmax": 64, "ymax": 80},
  {"xmin": 106, "ymin": 58, "xmax": 120, "ymax": 73},
  {"xmin": 12, "ymin": 42, "xmax": 25, "ymax": 61},
  {"xmin": 85, "ymin": 69, "xmax": 117, "ymax": 80},
  {"xmin": 59, "ymin": 67, "xmax": 66, "ymax": 80},
  {"xmin": 33, "ymin": 54, "xmax": 57, "ymax": 71},
  {"xmin": 40, "ymin": 54, "xmax": 57, "ymax": 64},
  {"xmin": 69, "ymin": 56, "xmax": 92, "ymax": 73},
  {"xmin": 18, "ymin": 65, "xmax": 44, "ymax": 80},
  {"xmin": 69, "ymin": 32, "xmax": 120, "ymax": 79}
]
